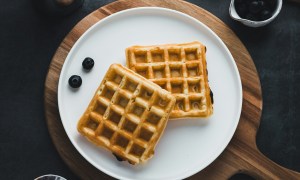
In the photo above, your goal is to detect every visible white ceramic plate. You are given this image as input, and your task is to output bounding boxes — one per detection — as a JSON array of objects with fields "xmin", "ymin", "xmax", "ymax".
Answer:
[{"xmin": 58, "ymin": 7, "xmax": 242, "ymax": 180}]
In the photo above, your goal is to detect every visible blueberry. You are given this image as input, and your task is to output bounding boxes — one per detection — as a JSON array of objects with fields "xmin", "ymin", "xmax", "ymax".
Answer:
[
  {"xmin": 260, "ymin": 9, "xmax": 272, "ymax": 20},
  {"xmin": 246, "ymin": 0, "xmax": 254, "ymax": 5},
  {"xmin": 210, "ymin": 89, "xmax": 214, "ymax": 104},
  {"xmin": 112, "ymin": 153, "xmax": 124, "ymax": 161},
  {"xmin": 69, "ymin": 75, "xmax": 82, "ymax": 88},
  {"xmin": 246, "ymin": 13, "xmax": 258, "ymax": 21},
  {"xmin": 82, "ymin": 57, "xmax": 94, "ymax": 70},
  {"xmin": 266, "ymin": 0, "xmax": 276, "ymax": 9},
  {"xmin": 258, "ymin": 0, "xmax": 265, "ymax": 8},
  {"xmin": 236, "ymin": 3, "xmax": 248, "ymax": 18},
  {"xmin": 249, "ymin": 1, "xmax": 261, "ymax": 14}
]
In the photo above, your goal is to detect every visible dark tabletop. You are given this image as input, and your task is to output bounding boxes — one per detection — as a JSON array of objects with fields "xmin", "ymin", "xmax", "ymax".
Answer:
[{"xmin": 0, "ymin": 0, "xmax": 299, "ymax": 179}]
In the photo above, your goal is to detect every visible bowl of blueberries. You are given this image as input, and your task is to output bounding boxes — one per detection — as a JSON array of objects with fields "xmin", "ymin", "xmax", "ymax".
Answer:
[{"xmin": 229, "ymin": 0, "xmax": 282, "ymax": 27}]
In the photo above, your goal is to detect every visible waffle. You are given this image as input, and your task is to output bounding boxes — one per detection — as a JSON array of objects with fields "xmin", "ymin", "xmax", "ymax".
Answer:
[
  {"xmin": 126, "ymin": 41, "xmax": 213, "ymax": 119},
  {"xmin": 77, "ymin": 64, "xmax": 176, "ymax": 165}
]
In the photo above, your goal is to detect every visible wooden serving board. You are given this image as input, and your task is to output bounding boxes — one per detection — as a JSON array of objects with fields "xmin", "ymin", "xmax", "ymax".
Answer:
[{"xmin": 44, "ymin": 0, "xmax": 300, "ymax": 179}]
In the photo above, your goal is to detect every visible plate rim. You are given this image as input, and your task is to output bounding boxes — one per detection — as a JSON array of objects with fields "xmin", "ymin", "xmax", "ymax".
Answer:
[{"xmin": 58, "ymin": 7, "xmax": 243, "ymax": 180}]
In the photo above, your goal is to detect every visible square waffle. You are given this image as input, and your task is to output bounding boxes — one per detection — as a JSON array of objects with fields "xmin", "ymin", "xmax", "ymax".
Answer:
[
  {"xmin": 126, "ymin": 41, "xmax": 213, "ymax": 119},
  {"xmin": 77, "ymin": 64, "xmax": 176, "ymax": 164}
]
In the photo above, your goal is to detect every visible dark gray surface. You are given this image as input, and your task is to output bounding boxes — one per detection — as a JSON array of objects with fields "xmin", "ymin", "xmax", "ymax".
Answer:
[{"xmin": 0, "ymin": 0, "xmax": 299, "ymax": 179}]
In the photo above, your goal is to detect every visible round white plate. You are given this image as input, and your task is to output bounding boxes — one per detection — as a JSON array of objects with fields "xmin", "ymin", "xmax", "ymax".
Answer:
[{"xmin": 58, "ymin": 7, "xmax": 242, "ymax": 180}]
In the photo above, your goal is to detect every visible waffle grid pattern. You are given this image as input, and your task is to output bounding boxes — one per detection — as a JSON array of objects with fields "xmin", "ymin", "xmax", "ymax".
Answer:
[
  {"xmin": 126, "ymin": 42, "xmax": 213, "ymax": 118},
  {"xmin": 77, "ymin": 64, "xmax": 175, "ymax": 164}
]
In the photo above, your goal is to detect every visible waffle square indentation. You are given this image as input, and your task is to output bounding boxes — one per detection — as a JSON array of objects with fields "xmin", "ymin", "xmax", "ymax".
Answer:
[
  {"xmin": 171, "ymin": 81, "xmax": 184, "ymax": 94},
  {"xmin": 138, "ymin": 86, "xmax": 153, "ymax": 101},
  {"xmin": 169, "ymin": 65, "xmax": 183, "ymax": 77},
  {"xmin": 187, "ymin": 63, "xmax": 200, "ymax": 77},
  {"xmin": 107, "ymin": 110, "xmax": 122, "ymax": 125},
  {"xmin": 175, "ymin": 98, "xmax": 185, "ymax": 111},
  {"xmin": 121, "ymin": 119, "xmax": 138, "ymax": 134},
  {"xmin": 151, "ymin": 50, "xmax": 164, "ymax": 62},
  {"xmin": 123, "ymin": 78, "xmax": 138, "ymax": 93},
  {"xmin": 115, "ymin": 134, "xmax": 130, "ymax": 149},
  {"xmin": 129, "ymin": 103, "xmax": 145, "ymax": 117},
  {"xmin": 153, "ymin": 65, "xmax": 166, "ymax": 78},
  {"xmin": 85, "ymin": 118, "xmax": 99, "ymax": 130},
  {"xmin": 146, "ymin": 112, "xmax": 161, "ymax": 126},
  {"xmin": 138, "ymin": 128, "xmax": 154, "ymax": 142},
  {"xmin": 94, "ymin": 101, "xmax": 107, "ymax": 116},
  {"xmin": 136, "ymin": 66, "xmax": 149, "ymax": 78},
  {"xmin": 101, "ymin": 86, "xmax": 115, "ymax": 100},
  {"xmin": 168, "ymin": 49, "xmax": 181, "ymax": 61},
  {"xmin": 185, "ymin": 48, "xmax": 198, "ymax": 61},
  {"xmin": 153, "ymin": 96, "xmax": 170, "ymax": 110},
  {"xmin": 100, "ymin": 125, "xmax": 114, "ymax": 140},
  {"xmin": 130, "ymin": 144, "xmax": 146, "ymax": 157},
  {"xmin": 134, "ymin": 51, "xmax": 147, "ymax": 63},
  {"xmin": 188, "ymin": 80, "xmax": 201, "ymax": 93},
  {"xmin": 190, "ymin": 98, "xmax": 203, "ymax": 110},
  {"xmin": 115, "ymin": 94, "xmax": 129, "ymax": 108}
]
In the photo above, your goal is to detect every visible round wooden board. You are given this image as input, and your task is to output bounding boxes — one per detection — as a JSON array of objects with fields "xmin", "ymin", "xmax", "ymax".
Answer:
[{"xmin": 44, "ymin": 0, "xmax": 300, "ymax": 179}]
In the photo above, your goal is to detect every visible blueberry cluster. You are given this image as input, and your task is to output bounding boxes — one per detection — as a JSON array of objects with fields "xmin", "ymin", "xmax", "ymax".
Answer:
[
  {"xmin": 69, "ymin": 57, "xmax": 95, "ymax": 88},
  {"xmin": 235, "ymin": 0, "xmax": 276, "ymax": 21}
]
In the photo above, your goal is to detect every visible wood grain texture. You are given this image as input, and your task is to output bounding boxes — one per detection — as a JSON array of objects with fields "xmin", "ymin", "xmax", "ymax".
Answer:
[{"xmin": 44, "ymin": 0, "xmax": 300, "ymax": 179}]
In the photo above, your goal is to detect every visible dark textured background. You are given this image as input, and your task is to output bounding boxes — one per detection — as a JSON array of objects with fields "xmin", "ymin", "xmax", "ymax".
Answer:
[{"xmin": 0, "ymin": 0, "xmax": 299, "ymax": 179}]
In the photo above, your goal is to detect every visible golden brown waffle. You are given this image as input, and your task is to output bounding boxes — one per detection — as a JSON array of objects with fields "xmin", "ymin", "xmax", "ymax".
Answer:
[
  {"xmin": 77, "ymin": 64, "xmax": 176, "ymax": 165},
  {"xmin": 126, "ymin": 41, "xmax": 213, "ymax": 119}
]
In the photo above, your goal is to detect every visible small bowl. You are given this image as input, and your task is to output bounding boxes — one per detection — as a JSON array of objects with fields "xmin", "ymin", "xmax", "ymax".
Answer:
[{"xmin": 229, "ymin": 0, "xmax": 282, "ymax": 27}]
